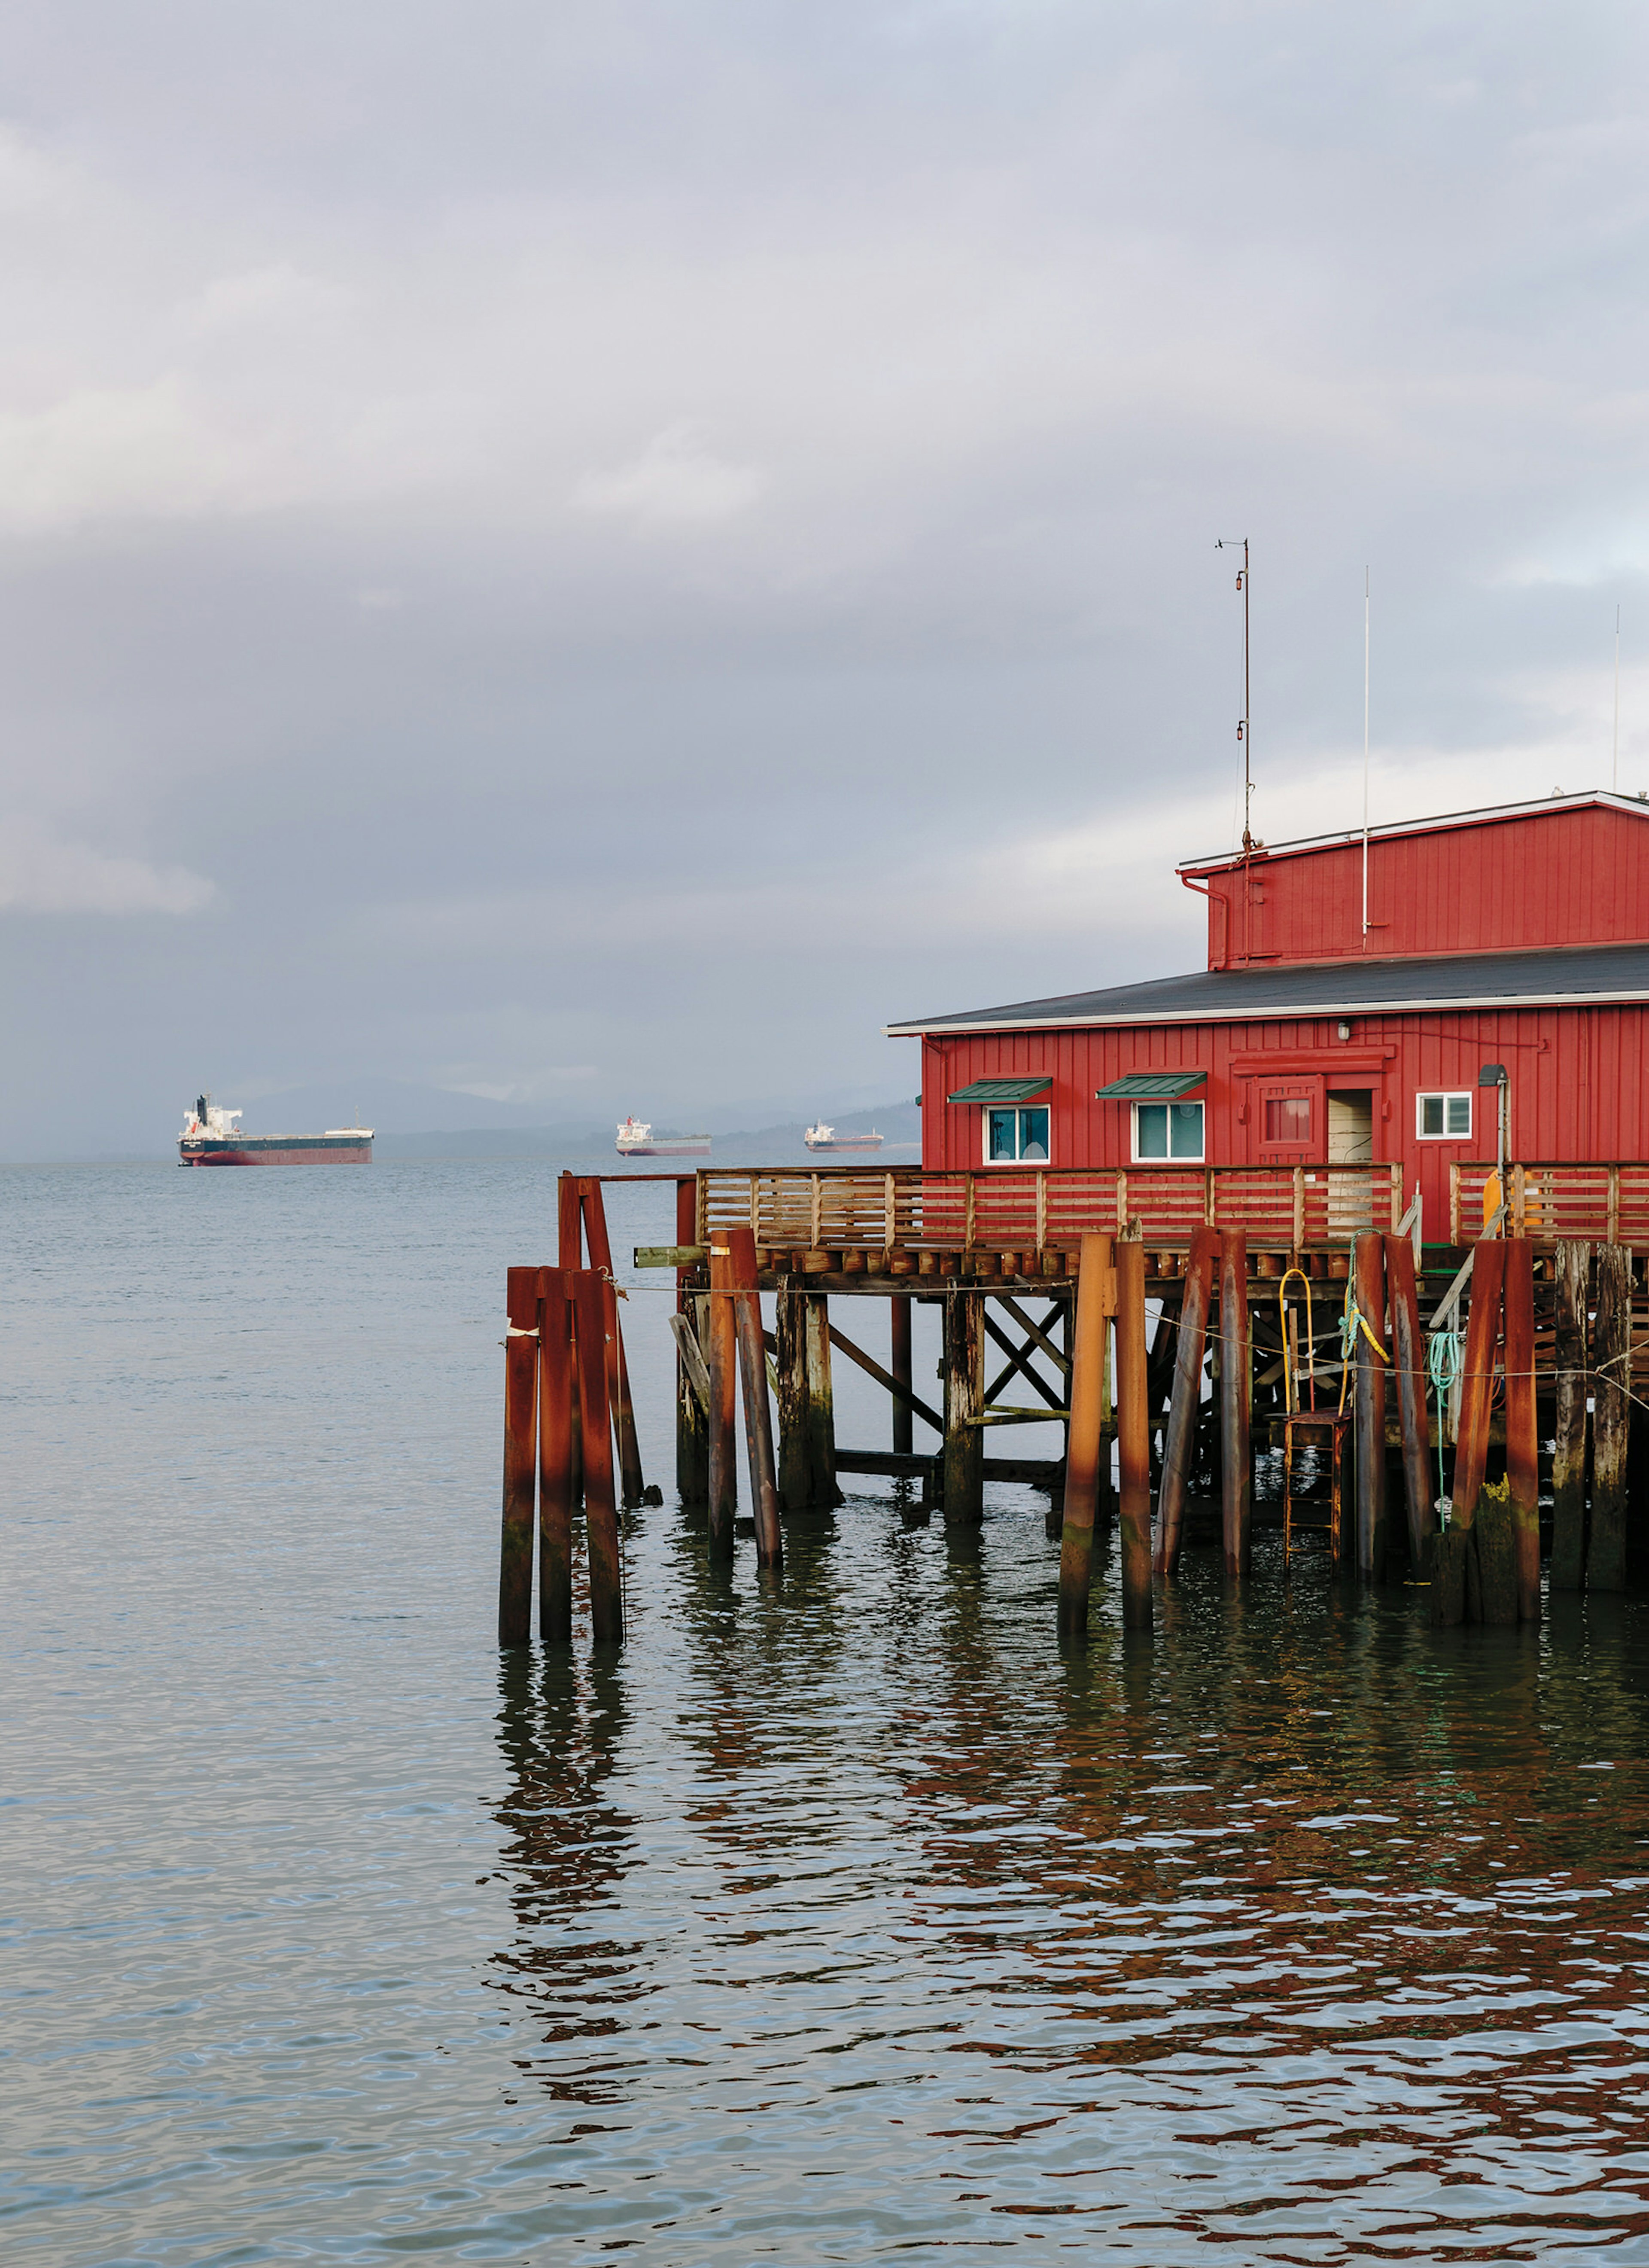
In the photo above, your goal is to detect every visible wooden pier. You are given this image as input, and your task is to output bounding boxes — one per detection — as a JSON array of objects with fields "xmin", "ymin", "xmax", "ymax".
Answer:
[{"xmin": 498, "ymin": 1164, "xmax": 1649, "ymax": 1650}]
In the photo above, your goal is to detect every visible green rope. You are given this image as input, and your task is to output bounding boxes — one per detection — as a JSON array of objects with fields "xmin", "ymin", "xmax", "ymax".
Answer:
[{"xmin": 1426, "ymin": 1328, "xmax": 1464, "ymax": 1521}]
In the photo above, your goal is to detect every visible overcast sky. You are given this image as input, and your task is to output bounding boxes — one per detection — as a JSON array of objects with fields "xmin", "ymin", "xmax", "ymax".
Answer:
[{"xmin": 4, "ymin": 2, "xmax": 1648, "ymax": 1152}]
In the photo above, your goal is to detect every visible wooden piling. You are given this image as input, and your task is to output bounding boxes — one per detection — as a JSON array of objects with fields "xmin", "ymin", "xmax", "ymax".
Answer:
[
  {"xmin": 1426, "ymin": 1527, "xmax": 1469, "ymax": 1626},
  {"xmin": 775, "ymin": 1287, "xmax": 812, "ymax": 1512},
  {"xmin": 890, "ymin": 1296, "xmax": 913, "ymax": 1457},
  {"xmin": 572, "ymin": 1269, "xmax": 623, "ymax": 1642},
  {"xmin": 1384, "ymin": 1234, "xmax": 1436, "ymax": 1570},
  {"xmin": 575, "ymin": 1179, "xmax": 645, "ymax": 1509},
  {"xmin": 1450, "ymin": 1236, "xmax": 1504, "ymax": 1533},
  {"xmin": 675, "ymin": 1182, "xmax": 709, "ymax": 1504},
  {"xmin": 1501, "ymin": 1238, "xmax": 1540, "ymax": 1624},
  {"xmin": 537, "ymin": 1266, "xmax": 575, "ymax": 1642},
  {"xmin": 1219, "ymin": 1230, "xmax": 1251, "ymax": 1578},
  {"xmin": 706, "ymin": 1233, "xmax": 739, "ymax": 1560},
  {"xmin": 1589, "ymin": 1241, "xmax": 1631, "ymax": 1593},
  {"xmin": 1352, "ymin": 1232, "xmax": 1388, "ymax": 1581},
  {"xmin": 499, "ymin": 1265, "xmax": 539, "ymax": 1647},
  {"xmin": 558, "ymin": 1174, "xmax": 584, "ymax": 1500},
  {"xmin": 1475, "ymin": 1477, "xmax": 1520, "ymax": 1625},
  {"xmin": 943, "ymin": 1288, "xmax": 984, "ymax": 1525},
  {"xmin": 1156, "ymin": 1223, "xmax": 1218, "ymax": 1576},
  {"xmin": 803, "ymin": 1296, "xmax": 841, "ymax": 1506},
  {"xmin": 1057, "ymin": 1233, "xmax": 1114, "ymax": 1635},
  {"xmin": 1550, "ymin": 1239, "xmax": 1590, "ymax": 1591},
  {"xmin": 727, "ymin": 1227, "xmax": 783, "ymax": 1565},
  {"xmin": 1115, "ymin": 1238, "xmax": 1154, "ymax": 1630}
]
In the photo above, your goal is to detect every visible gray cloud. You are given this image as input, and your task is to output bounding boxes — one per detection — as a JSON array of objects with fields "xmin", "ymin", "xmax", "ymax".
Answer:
[{"xmin": 4, "ymin": 2, "xmax": 1649, "ymax": 1151}]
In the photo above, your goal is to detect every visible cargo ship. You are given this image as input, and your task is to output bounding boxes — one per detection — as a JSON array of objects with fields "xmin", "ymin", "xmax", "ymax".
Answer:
[
  {"xmin": 804, "ymin": 1121, "xmax": 884, "ymax": 1153},
  {"xmin": 178, "ymin": 1094, "xmax": 373, "ymax": 1166},
  {"xmin": 615, "ymin": 1118, "xmax": 711, "ymax": 1158}
]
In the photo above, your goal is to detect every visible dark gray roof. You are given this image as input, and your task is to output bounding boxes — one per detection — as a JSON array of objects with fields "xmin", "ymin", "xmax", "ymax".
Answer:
[{"xmin": 886, "ymin": 941, "xmax": 1649, "ymax": 1036}]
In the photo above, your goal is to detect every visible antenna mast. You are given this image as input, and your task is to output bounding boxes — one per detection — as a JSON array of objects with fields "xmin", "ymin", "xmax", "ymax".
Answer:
[
  {"xmin": 1362, "ymin": 567, "xmax": 1371, "ymax": 936},
  {"xmin": 1217, "ymin": 538, "xmax": 1253, "ymax": 850},
  {"xmin": 1614, "ymin": 603, "xmax": 1621, "ymax": 793}
]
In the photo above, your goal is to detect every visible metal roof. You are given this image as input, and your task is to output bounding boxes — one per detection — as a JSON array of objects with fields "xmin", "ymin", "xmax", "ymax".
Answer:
[
  {"xmin": 1178, "ymin": 790, "xmax": 1649, "ymax": 877},
  {"xmin": 1095, "ymin": 1071, "xmax": 1208, "ymax": 1098},
  {"xmin": 886, "ymin": 941, "xmax": 1649, "ymax": 1038},
  {"xmin": 946, "ymin": 1076, "xmax": 1053, "ymax": 1103}
]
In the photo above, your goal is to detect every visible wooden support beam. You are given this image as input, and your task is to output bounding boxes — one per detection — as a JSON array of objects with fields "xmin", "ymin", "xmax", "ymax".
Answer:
[
  {"xmin": 943, "ymin": 1288, "xmax": 984, "ymax": 1525},
  {"xmin": 996, "ymin": 1294, "xmax": 1073, "ymax": 1375},
  {"xmin": 576, "ymin": 1178, "xmax": 645, "ymax": 1509},
  {"xmin": 775, "ymin": 1288, "xmax": 811, "ymax": 1512},
  {"xmin": 673, "ymin": 1179, "xmax": 709, "ymax": 1506},
  {"xmin": 1551, "ymin": 1240, "xmax": 1590, "ymax": 1591},
  {"xmin": 827, "ymin": 1321, "xmax": 944, "ymax": 1433},
  {"xmin": 1589, "ymin": 1242, "xmax": 1631, "ymax": 1593},
  {"xmin": 982, "ymin": 1309, "xmax": 1068, "ymax": 1411},
  {"xmin": 1156, "ymin": 1224, "xmax": 1217, "ymax": 1576},
  {"xmin": 499, "ymin": 1265, "xmax": 539, "ymax": 1648},
  {"xmin": 1058, "ymin": 1233, "xmax": 1114, "ymax": 1635},
  {"xmin": 891, "ymin": 1297, "xmax": 913, "ymax": 1457},
  {"xmin": 1115, "ymin": 1237, "xmax": 1153, "ymax": 1629},
  {"xmin": 572, "ymin": 1269, "xmax": 623, "ymax": 1641},
  {"xmin": 537, "ymin": 1267, "xmax": 575, "ymax": 1642},
  {"xmin": 1219, "ymin": 1230, "xmax": 1251, "ymax": 1578},
  {"xmin": 727, "ymin": 1227, "xmax": 782, "ymax": 1566},
  {"xmin": 1502, "ymin": 1238, "xmax": 1540, "ymax": 1624},
  {"xmin": 1384, "ymin": 1234, "xmax": 1435, "ymax": 1572},
  {"xmin": 1352, "ymin": 1232, "xmax": 1388, "ymax": 1581},
  {"xmin": 803, "ymin": 1298, "xmax": 842, "ymax": 1506},
  {"xmin": 558, "ymin": 1174, "xmax": 584, "ymax": 1499},
  {"xmin": 706, "ymin": 1234, "xmax": 739, "ymax": 1560},
  {"xmin": 1450, "ymin": 1237, "xmax": 1504, "ymax": 1533}
]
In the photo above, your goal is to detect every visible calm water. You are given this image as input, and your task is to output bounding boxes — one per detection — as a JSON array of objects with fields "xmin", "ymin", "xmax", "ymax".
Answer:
[{"xmin": 6, "ymin": 1161, "xmax": 1649, "ymax": 2265}]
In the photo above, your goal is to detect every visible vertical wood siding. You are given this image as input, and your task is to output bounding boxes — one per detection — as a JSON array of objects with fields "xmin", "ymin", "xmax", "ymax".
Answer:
[
  {"xmin": 1194, "ymin": 805, "xmax": 1649, "ymax": 968},
  {"xmin": 922, "ymin": 1003, "xmax": 1649, "ymax": 1241}
]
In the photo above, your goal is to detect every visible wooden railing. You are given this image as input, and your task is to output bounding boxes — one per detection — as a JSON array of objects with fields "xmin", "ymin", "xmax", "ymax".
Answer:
[
  {"xmin": 1449, "ymin": 1161, "xmax": 1649, "ymax": 1247},
  {"xmin": 697, "ymin": 1163, "xmax": 1404, "ymax": 1256}
]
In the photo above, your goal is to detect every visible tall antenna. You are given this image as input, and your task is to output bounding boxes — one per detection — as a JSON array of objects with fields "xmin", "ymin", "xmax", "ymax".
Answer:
[
  {"xmin": 1362, "ymin": 567, "xmax": 1371, "ymax": 937},
  {"xmin": 1614, "ymin": 603, "xmax": 1621, "ymax": 793},
  {"xmin": 1217, "ymin": 538, "xmax": 1253, "ymax": 849}
]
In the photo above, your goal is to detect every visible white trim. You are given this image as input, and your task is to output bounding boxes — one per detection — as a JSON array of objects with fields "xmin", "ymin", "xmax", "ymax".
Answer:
[
  {"xmin": 886, "ymin": 982, "xmax": 1649, "ymax": 1038},
  {"xmin": 1415, "ymin": 1089, "xmax": 1473, "ymax": 1141},
  {"xmin": 1131, "ymin": 1097, "xmax": 1205, "ymax": 1164},
  {"xmin": 1177, "ymin": 790, "xmax": 1649, "ymax": 876},
  {"xmin": 981, "ymin": 1100, "xmax": 1051, "ymax": 1166}
]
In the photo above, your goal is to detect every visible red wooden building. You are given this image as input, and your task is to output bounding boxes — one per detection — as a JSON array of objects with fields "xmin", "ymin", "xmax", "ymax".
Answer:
[{"xmin": 890, "ymin": 792, "xmax": 1649, "ymax": 1246}]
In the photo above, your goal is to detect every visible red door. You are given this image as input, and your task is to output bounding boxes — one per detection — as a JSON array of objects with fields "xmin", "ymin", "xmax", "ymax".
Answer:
[{"xmin": 1252, "ymin": 1076, "xmax": 1324, "ymax": 1165}]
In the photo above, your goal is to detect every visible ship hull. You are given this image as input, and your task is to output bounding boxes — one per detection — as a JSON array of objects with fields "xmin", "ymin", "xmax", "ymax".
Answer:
[
  {"xmin": 804, "ymin": 1139, "xmax": 884, "ymax": 1153},
  {"xmin": 615, "ymin": 1141, "xmax": 711, "ymax": 1158},
  {"xmin": 179, "ymin": 1137, "xmax": 372, "ymax": 1166}
]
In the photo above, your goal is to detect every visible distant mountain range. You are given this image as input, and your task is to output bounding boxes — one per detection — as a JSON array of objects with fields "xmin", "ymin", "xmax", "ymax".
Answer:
[
  {"xmin": 19, "ymin": 1084, "xmax": 921, "ymax": 1164},
  {"xmin": 375, "ymin": 1101, "xmax": 921, "ymax": 1162}
]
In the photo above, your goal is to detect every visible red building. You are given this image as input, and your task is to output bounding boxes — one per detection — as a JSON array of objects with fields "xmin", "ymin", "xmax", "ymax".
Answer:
[{"xmin": 890, "ymin": 792, "xmax": 1649, "ymax": 1245}]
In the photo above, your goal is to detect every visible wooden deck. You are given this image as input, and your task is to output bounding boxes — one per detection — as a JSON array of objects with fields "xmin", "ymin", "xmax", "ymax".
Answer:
[{"xmin": 691, "ymin": 1163, "xmax": 1406, "ymax": 1278}]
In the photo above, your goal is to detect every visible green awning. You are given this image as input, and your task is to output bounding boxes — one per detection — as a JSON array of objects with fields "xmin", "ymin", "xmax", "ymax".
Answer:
[
  {"xmin": 946, "ymin": 1076, "xmax": 1052, "ymax": 1104},
  {"xmin": 1095, "ymin": 1072, "xmax": 1207, "ymax": 1100}
]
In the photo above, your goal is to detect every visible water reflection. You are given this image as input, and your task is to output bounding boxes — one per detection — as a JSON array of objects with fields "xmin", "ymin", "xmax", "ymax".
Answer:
[
  {"xmin": 489, "ymin": 1650, "xmax": 642, "ymax": 2105},
  {"xmin": 487, "ymin": 1499, "xmax": 1649, "ymax": 2259}
]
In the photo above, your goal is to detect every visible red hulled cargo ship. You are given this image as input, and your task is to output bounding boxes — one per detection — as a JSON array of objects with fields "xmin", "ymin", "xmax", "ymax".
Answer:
[{"xmin": 178, "ymin": 1094, "xmax": 373, "ymax": 1166}]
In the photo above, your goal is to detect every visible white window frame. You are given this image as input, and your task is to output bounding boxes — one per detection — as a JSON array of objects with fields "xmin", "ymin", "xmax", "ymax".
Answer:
[
  {"xmin": 1131, "ymin": 1098, "xmax": 1206, "ymax": 1164},
  {"xmin": 981, "ymin": 1103, "xmax": 1051, "ymax": 1165},
  {"xmin": 1415, "ymin": 1090, "xmax": 1472, "ymax": 1141}
]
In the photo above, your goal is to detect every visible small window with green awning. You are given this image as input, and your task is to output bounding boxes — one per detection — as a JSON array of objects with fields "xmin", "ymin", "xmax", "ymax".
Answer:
[
  {"xmin": 1094, "ymin": 1072, "xmax": 1207, "ymax": 1100},
  {"xmin": 1096, "ymin": 1071, "xmax": 1207, "ymax": 1161},
  {"xmin": 946, "ymin": 1077, "xmax": 1053, "ymax": 1104}
]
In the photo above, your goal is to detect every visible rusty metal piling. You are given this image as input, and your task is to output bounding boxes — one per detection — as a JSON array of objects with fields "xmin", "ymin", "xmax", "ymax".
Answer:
[
  {"xmin": 498, "ymin": 1265, "xmax": 539, "ymax": 1648},
  {"xmin": 1057, "ymin": 1234, "xmax": 1114, "ymax": 1635},
  {"xmin": 537, "ymin": 1266, "xmax": 575, "ymax": 1642}
]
